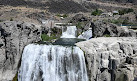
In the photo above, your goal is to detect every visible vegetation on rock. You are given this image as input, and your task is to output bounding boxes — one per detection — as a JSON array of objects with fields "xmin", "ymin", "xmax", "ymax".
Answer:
[
  {"xmin": 104, "ymin": 34, "xmax": 111, "ymax": 37},
  {"xmin": 76, "ymin": 22, "xmax": 83, "ymax": 29},
  {"xmin": 56, "ymin": 14, "xmax": 68, "ymax": 18},
  {"xmin": 10, "ymin": 18, "xmax": 13, "ymax": 21},
  {"xmin": 12, "ymin": 73, "xmax": 18, "ymax": 81},
  {"xmin": 118, "ymin": 8, "xmax": 134, "ymax": 15},
  {"xmin": 105, "ymin": 19, "xmax": 137, "ymax": 26},
  {"xmin": 91, "ymin": 9, "xmax": 103, "ymax": 16},
  {"xmin": 41, "ymin": 33, "xmax": 57, "ymax": 41}
]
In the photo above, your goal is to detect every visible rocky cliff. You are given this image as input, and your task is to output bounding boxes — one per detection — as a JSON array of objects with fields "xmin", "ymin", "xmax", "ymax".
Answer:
[
  {"xmin": 76, "ymin": 37, "xmax": 137, "ymax": 81},
  {"xmin": 91, "ymin": 21, "xmax": 137, "ymax": 37},
  {"xmin": 0, "ymin": 21, "xmax": 41, "ymax": 81}
]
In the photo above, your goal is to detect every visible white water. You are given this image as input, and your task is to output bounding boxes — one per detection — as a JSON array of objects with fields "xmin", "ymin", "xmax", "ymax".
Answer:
[
  {"xmin": 18, "ymin": 44, "xmax": 88, "ymax": 81},
  {"xmin": 61, "ymin": 26, "xmax": 77, "ymax": 38},
  {"xmin": 78, "ymin": 29, "xmax": 92, "ymax": 40}
]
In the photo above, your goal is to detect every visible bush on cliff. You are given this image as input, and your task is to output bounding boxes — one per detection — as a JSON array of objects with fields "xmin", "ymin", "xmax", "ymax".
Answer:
[
  {"xmin": 41, "ymin": 34, "xmax": 57, "ymax": 41},
  {"xmin": 56, "ymin": 14, "xmax": 68, "ymax": 18},
  {"xmin": 91, "ymin": 9, "xmax": 103, "ymax": 16},
  {"xmin": 12, "ymin": 73, "xmax": 18, "ymax": 81},
  {"xmin": 118, "ymin": 8, "xmax": 134, "ymax": 15},
  {"xmin": 109, "ymin": 19, "xmax": 136, "ymax": 25}
]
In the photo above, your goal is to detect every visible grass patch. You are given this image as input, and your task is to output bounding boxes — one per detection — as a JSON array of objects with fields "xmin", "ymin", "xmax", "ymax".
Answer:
[
  {"xmin": 12, "ymin": 73, "xmax": 18, "ymax": 81},
  {"xmin": 41, "ymin": 33, "xmax": 57, "ymax": 41},
  {"xmin": 104, "ymin": 34, "xmax": 111, "ymax": 37}
]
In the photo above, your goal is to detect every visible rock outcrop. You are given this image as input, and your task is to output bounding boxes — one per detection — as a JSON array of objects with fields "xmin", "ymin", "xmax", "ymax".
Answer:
[
  {"xmin": 76, "ymin": 37, "xmax": 137, "ymax": 81},
  {"xmin": 91, "ymin": 21, "xmax": 137, "ymax": 37},
  {"xmin": 72, "ymin": 14, "xmax": 89, "ymax": 23},
  {"xmin": 0, "ymin": 21, "xmax": 41, "ymax": 81}
]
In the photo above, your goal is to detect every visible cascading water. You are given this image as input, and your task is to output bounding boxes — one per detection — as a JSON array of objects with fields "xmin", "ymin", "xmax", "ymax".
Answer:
[
  {"xmin": 61, "ymin": 26, "xmax": 77, "ymax": 38},
  {"xmin": 18, "ymin": 44, "xmax": 88, "ymax": 81},
  {"xmin": 18, "ymin": 24, "xmax": 88, "ymax": 81},
  {"xmin": 78, "ymin": 29, "xmax": 92, "ymax": 40}
]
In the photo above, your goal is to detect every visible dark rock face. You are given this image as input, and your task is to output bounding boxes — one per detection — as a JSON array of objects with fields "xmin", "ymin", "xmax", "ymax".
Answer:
[
  {"xmin": 72, "ymin": 14, "xmax": 88, "ymax": 23},
  {"xmin": 91, "ymin": 21, "xmax": 137, "ymax": 37},
  {"xmin": 76, "ymin": 37, "xmax": 137, "ymax": 81},
  {"xmin": 0, "ymin": 21, "xmax": 41, "ymax": 81},
  {"xmin": 72, "ymin": 14, "xmax": 91, "ymax": 38}
]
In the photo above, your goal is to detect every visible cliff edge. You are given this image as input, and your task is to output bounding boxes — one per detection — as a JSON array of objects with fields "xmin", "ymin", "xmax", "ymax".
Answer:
[{"xmin": 76, "ymin": 37, "xmax": 137, "ymax": 81}]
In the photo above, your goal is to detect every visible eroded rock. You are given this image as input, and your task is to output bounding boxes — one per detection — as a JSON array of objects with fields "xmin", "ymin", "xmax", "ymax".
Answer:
[
  {"xmin": 91, "ymin": 21, "xmax": 137, "ymax": 37},
  {"xmin": 0, "ymin": 21, "xmax": 41, "ymax": 81},
  {"xmin": 76, "ymin": 37, "xmax": 137, "ymax": 81}
]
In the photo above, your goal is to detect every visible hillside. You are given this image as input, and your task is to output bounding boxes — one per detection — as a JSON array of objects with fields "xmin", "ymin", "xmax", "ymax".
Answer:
[{"xmin": 0, "ymin": 0, "xmax": 135, "ymax": 13}]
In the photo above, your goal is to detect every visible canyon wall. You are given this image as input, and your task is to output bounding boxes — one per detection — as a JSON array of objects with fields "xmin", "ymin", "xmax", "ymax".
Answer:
[
  {"xmin": 76, "ymin": 37, "xmax": 137, "ymax": 81},
  {"xmin": 0, "ymin": 21, "xmax": 41, "ymax": 81}
]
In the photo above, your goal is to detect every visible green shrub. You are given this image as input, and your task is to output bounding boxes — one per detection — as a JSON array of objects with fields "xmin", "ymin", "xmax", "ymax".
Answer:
[
  {"xmin": 91, "ymin": 9, "xmax": 103, "ymax": 16},
  {"xmin": 110, "ymin": 19, "xmax": 123, "ymax": 24},
  {"xmin": 122, "ymin": 19, "xmax": 129, "ymax": 25},
  {"xmin": 56, "ymin": 14, "xmax": 68, "ymax": 18},
  {"xmin": 76, "ymin": 22, "xmax": 83, "ymax": 29},
  {"xmin": 12, "ymin": 73, "xmax": 18, "ymax": 81},
  {"xmin": 118, "ymin": 9, "xmax": 126, "ymax": 15},
  {"xmin": 113, "ymin": 13, "xmax": 119, "ymax": 15},
  {"xmin": 56, "ymin": 14, "xmax": 62, "ymax": 17},
  {"xmin": 62, "ymin": 14, "xmax": 68, "ymax": 18},
  {"xmin": 93, "ymin": 19, "xmax": 97, "ymax": 22},
  {"xmin": 127, "ymin": 22, "xmax": 137, "ymax": 26},
  {"xmin": 127, "ymin": 8, "xmax": 134, "ymax": 13},
  {"xmin": 10, "ymin": 18, "xmax": 13, "ymax": 21},
  {"xmin": 118, "ymin": 8, "xmax": 134, "ymax": 15},
  {"xmin": 41, "ymin": 33, "xmax": 57, "ymax": 41},
  {"xmin": 104, "ymin": 34, "xmax": 111, "ymax": 37}
]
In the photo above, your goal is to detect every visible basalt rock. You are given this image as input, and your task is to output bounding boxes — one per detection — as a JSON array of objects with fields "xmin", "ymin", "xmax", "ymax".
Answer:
[
  {"xmin": 0, "ymin": 21, "xmax": 41, "ymax": 81},
  {"xmin": 91, "ymin": 21, "xmax": 137, "ymax": 37},
  {"xmin": 76, "ymin": 37, "xmax": 137, "ymax": 81},
  {"xmin": 72, "ymin": 14, "xmax": 89, "ymax": 23}
]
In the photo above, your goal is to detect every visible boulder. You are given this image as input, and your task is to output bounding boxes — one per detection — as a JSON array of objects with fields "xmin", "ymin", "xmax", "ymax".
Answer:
[
  {"xmin": 76, "ymin": 37, "xmax": 137, "ymax": 81},
  {"xmin": 0, "ymin": 21, "xmax": 41, "ymax": 81}
]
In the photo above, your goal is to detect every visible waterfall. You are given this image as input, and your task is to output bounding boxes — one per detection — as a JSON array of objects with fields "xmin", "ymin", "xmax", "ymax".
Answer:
[
  {"xmin": 61, "ymin": 26, "xmax": 77, "ymax": 38},
  {"xmin": 78, "ymin": 29, "xmax": 92, "ymax": 40},
  {"xmin": 18, "ymin": 44, "xmax": 88, "ymax": 81}
]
